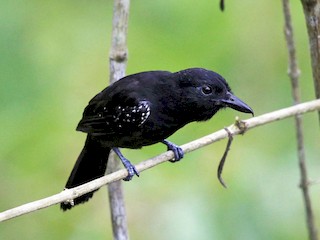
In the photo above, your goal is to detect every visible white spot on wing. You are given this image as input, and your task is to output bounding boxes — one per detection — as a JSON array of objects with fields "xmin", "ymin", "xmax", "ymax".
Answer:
[
  {"xmin": 111, "ymin": 101, "xmax": 151, "ymax": 128},
  {"xmin": 138, "ymin": 101, "xmax": 151, "ymax": 126}
]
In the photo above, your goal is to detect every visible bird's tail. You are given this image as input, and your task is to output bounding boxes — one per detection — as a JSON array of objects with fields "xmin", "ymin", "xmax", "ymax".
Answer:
[{"xmin": 61, "ymin": 134, "xmax": 111, "ymax": 211}]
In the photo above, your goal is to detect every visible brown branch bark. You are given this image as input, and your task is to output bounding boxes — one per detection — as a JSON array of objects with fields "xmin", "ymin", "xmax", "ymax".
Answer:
[
  {"xmin": 108, "ymin": 0, "xmax": 130, "ymax": 239},
  {"xmin": 283, "ymin": 1, "xmax": 318, "ymax": 239},
  {"xmin": 300, "ymin": 0, "xmax": 320, "ymax": 121}
]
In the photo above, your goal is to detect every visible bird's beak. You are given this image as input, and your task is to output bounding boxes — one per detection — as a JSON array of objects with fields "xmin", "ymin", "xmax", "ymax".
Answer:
[{"xmin": 221, "ymin": 92, "xmax": 254, "ymax": 115}]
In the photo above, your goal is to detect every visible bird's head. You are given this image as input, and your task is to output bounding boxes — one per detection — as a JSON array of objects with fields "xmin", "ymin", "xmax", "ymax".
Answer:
[{"xmin": 176, "ymin": 68, "xmax": 253, "ymax": 121}]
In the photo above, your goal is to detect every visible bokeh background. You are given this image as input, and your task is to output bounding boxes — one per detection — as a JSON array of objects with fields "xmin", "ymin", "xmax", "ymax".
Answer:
[{"xmin": 1, "ymin": 1, "xmax": 319, "ymax": 239}]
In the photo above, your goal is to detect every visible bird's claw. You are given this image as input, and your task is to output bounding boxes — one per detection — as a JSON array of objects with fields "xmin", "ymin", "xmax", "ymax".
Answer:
[
  {"xmin": 112, "ymin": 147, "xmax": 139, "ymax": 181},
  {"xmin": 169, "ymin": 146, "xmax": 184, "ymax": 163},
  {"xmin": 123, "ymin": 164, "xmax": 139, "ymax": 181},
  {"xmin": 162, "ymin": 140, "xmax": 184, "ymax": 162}
]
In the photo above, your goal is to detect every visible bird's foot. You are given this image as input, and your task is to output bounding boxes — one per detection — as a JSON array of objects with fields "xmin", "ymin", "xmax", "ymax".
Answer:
[
  {"xmin": 162, "ymin": 140, "xmax": 184, "ymax": 162},
  {"xmin": 122, "ymin": 163, "xmax": 139, "ymax": 181},
  {"xmin": 112, "ymin": 147, "xmax": 140, "ymax": 181}
]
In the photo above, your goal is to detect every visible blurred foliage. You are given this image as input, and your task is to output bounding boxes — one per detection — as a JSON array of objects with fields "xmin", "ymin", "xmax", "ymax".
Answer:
[{"xmin": 1, "ymin": 0, "xmax": 319, "ymax": 239}]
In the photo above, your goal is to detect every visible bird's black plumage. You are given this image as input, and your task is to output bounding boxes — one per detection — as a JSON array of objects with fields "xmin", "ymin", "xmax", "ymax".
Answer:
[{"xmin": 61, "ymin": 68, "xmax": 253, "ymax": 211}]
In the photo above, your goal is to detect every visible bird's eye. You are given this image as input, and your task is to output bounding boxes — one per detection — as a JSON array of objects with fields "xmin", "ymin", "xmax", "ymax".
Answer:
[{"xmin": 201, "ymin": 86, "xmax": 213, "ymax": 95}]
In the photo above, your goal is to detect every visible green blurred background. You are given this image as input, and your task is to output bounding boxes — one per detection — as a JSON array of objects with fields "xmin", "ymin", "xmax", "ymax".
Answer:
[{"xmin": 1, "ymin": 1, "xmax": 319, "ymax": 239}]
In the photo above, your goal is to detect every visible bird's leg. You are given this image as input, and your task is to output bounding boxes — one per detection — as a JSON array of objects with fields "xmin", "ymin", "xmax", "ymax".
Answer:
[
  {"xmin": 162, "ymin": 139, "xmax": 184, "ymax": 162},
  {"xmin": 112, "ymin": 147, "xmax": 139, "ymax": 181}
]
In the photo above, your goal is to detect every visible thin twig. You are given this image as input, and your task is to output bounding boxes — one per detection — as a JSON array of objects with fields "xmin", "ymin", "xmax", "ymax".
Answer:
[
  {"xmin": 283, "ymin": 1, "xmax": 318, "ymax": 239},
  {"xmin": 0, "ymin": 99, "xmax": 320, "ymax": 222},
  {"xmin": 217, "ymin": 128, "xmax": 233, "ymax": 188},
  {"xmin": 108, "ymin": 0, "xmax": 130, "ymax": 239}
]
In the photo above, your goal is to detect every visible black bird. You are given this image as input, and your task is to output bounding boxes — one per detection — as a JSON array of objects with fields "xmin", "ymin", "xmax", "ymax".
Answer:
[{"xmin": 61, "ymin": 68, "xmax": 253, "ymax": 211}]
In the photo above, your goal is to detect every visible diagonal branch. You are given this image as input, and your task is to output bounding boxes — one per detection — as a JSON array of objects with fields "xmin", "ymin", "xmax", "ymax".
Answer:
[{"xmin": 0, "ymin": 99, "xmax": 320, "ymax": 222}]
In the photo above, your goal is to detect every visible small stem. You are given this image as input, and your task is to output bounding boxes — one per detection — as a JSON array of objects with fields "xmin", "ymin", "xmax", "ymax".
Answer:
[{"xmin": 217, "ymin": 128, "xmax": 233, "ymax": 188}]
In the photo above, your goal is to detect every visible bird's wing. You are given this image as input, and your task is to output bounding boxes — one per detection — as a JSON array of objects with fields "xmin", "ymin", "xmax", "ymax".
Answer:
[
  {"xmin": 76, "ymin": 98, "xmax": 151, "ymax": 135},
  {"xmin": 76, "ymin": 70, "xmax": 174, "ymax": 135}
]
